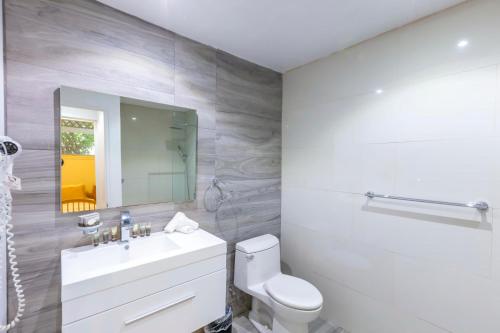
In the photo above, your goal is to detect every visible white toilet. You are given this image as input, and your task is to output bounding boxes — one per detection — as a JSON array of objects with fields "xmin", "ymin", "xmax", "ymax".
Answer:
[{"xmin": 234, "ymin": 234, "xmax": 323, "ymax": 333}]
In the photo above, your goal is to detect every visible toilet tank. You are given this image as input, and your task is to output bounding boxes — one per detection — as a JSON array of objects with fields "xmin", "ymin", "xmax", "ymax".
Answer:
[{"xmin": 234, "ymin": 234, "xmax": 280, "ymax": 291}]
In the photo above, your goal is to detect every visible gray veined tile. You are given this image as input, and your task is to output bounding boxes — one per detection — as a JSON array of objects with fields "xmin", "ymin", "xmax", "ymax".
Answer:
[
  {"xmin": 214, "ymin": 213, "xmax": 281, "ymax": 244},
  {"xmin": 175, "ymin": 35, "xmax": 217, "ymax": 76},
  {"xmin": 6, "ymin": 119, "xmax": 55, "ymax": 152},
  {"xmin": 216, "ymin": 156, "xmax": 281, "ymax": 180},
  {"xmin": 216, "ymin": 83, "xmax": 282, "ymax": 121},
  {"xmin": 216, "ymin": 50, "xmax": 282, "ymax": 122},
  {"xmin": 198, "ymin": 127, "xmax": 217, "ymax": 155},
  {"xmin": 175, "ymin": 66, "xmax": 217, "ymax": 104},
  {"xmin": 174, "ymin": 65, "xmax": 217, "ymax": 130},
  {"xmin": 6, "ymin": 8, "xmax": 175, "ymax": 95},
  {"xmin": 10, "ymin": 149, "xmax": 57, "ymax": 208},
  {"xmin": 6, "ymin": 61, "xmax": 175, "ymax": 110},
  {"xmin": 6, "ymin": 60, "xmax": 176, "ymax": 149},
  {"xmin": 174, "ymin": 38, "xmax": 217, "ymax": 130},
  {"xmin": 5, "ymin": 1, "xmax": 282, "ymax": 330},
  {"xmin": 5, "ymin": 0, "xmax": 176, "ymax": 59},
  {"xmin": 6, "ymin": 0, "xmax": 176, "ymax": 41},
  {"xmin": 174, "ymin": 95, "xmax": 216, "ymax": 130},
  {"xmin": 7, "ymin": 307, "xmax": 61, "ymax": 333},
  {"xmin": 215, "ymin": 110, "xmax": 281, "ymax": 157},
  {"xmin": 214, "ymin": 182, "xmax": 281, "ymax": 228},
  {"xmin": 6, "ymin": 36, "xmax": 175, "ymax": 96},
  {"xmin": 215, "ymin": 197, "xmax": 281, "ymax": 230},
  {"xmin": 216, "ymin": 50, "xmax": 282, "ymax": 90},
  {"xmin": 210, "ymin": 178, "xmax": 281, "ymax": 196}
]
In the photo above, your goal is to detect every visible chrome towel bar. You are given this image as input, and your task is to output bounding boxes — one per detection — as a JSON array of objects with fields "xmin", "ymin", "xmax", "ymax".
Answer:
[{"xmin": 365, "ymin": 191, "xmax": 489, "ymax": 211}]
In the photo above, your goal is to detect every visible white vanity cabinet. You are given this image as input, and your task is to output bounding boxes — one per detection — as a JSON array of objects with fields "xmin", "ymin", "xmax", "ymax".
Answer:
[{"xmin": 61, "ymin": 230, "xmax": 227, "ymax": 333}]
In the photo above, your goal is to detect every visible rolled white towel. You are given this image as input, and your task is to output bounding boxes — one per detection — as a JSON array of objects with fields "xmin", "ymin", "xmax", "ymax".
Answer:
[
  {"xmin": 164, "ymin": 212, "xmax": 199, "ymax": 233},
  {"xmin": 176, "ymin": 225, "xmax": 197, "ymax": 234}
]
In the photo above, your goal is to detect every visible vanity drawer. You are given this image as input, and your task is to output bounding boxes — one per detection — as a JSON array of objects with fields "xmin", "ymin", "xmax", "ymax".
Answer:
[
  {"xmin": 62, "ymin": 269, "xmax": 226, "ymax": 333},
  {"xmin": 63, "ymin": 255, "xmax": 226, "ymax": 325}
]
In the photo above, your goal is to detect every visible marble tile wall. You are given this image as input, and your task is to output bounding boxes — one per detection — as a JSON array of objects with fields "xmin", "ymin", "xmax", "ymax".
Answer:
[
  {"xmin": 282, "ymin": 1, "xmax": 500, "ymax": 333},
  {"xmin": 4, "ymin": 0, "xmax": 282, "ymax": 332}
]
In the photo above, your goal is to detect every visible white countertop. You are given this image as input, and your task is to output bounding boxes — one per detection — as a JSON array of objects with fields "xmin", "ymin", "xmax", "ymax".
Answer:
[{"xmin": 61, "ymin": 229, "xmax": 226, "ymax": 302}]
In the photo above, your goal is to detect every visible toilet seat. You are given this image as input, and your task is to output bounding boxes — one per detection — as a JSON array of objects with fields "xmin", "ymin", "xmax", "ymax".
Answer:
[{"xmin": 264, "ymin": 274, "xmax": 323, "ymax": 311}]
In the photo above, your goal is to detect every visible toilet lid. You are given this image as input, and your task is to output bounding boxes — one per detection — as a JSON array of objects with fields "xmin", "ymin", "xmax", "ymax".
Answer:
[{"xmin": 264, "ymin": 274, "xmax": 323, "ymax": 311}]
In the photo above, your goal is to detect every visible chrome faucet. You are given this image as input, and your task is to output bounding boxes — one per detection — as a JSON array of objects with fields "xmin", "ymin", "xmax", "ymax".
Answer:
[{"xmin": 120, "ymin": 211, "xmax": 132, "ymax": 248}]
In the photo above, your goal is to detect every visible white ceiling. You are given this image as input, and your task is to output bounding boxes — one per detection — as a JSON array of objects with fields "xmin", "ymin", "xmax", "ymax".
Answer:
[{"xmin": 98, "ymin": 0, "xmax": 466, "ymax": 73}]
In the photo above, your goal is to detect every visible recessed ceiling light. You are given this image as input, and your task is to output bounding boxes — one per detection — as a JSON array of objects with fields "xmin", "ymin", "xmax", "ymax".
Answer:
[
  {"xmin": 457, "ymin": 40, "xmax": 469, "ymax": 48},
  {"xmin": 131, "ymin": 117, "xmax": 137, "ymax": 121},
  {"xmin": 375, "ymin": 89, "xmax": 384, "ymax": 95}
]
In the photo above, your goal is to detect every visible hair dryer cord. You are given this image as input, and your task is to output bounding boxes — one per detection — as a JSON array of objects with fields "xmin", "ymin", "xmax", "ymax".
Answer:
[
  {"xmin": 0, "ymin": 192, "xmax": 25, "ymax": 331},
  {"xmin": 0, "ymin": 138, "xmax": 25, "ymax": 331}
]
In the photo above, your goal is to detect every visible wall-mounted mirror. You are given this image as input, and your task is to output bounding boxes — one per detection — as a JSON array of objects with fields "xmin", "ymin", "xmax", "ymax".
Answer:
[{"xmin": 59, "ymin": 86, "xmax": 197, "ymax": 214}]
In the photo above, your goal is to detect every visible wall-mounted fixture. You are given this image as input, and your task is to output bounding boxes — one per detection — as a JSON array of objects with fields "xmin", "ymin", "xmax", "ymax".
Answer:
[
  {"xmin": 58, "ymin": 86, "xmax": 198, "ymax": 215},
  {"xmin": 77, "ymin": 212, "xmax": 102, "ymax": 235},
  {"xmin": 365, "ymin": 191, "xmax": 489, "ymax": 211}
]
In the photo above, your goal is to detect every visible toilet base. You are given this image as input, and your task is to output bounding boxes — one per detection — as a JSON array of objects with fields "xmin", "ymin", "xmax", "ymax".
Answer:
[
  {"xmin": 248, "ymin": 296, "xmax": 314, "ymax": 333},
  {"xmin": 250, "ymin": 316, "xmax": 308, "ymax": 333},
  {"xmin": 272, "ymin": 317, "xmax": 308, "ymax": 333},
  {"xmin": 249, "ymin": 297, "xmax": 273, "ymax": 333},
  {"xmin": 249, "ymin": 317, "xmax": 272, "ymax": 333}
]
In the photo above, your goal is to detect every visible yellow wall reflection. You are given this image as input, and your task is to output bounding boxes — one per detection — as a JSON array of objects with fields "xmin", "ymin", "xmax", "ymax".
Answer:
[{"xmin": 61, "ymin": 154, "xmax": 96, "ymax": 213}]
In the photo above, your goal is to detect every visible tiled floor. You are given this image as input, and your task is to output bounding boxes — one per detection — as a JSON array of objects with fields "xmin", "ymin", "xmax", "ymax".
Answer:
[
  {"xmin": 232, "ymin": 316, "xmax": 259, "ymax": 333},
  {"xmin": 232, "ymin": 316, "xmax": 348, "ymax": 333}
]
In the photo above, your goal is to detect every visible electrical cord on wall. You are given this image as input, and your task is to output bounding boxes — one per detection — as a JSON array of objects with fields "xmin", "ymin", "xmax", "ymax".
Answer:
[{"xmin": 0, "ymin": 138, "xmax": 25, "ymax": 331}]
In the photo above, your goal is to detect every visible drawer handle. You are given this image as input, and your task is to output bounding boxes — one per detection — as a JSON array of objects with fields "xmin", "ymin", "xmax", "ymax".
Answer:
[{"xmin": 124, "ymin": 293, "xmax": 196, "ymax": 326}]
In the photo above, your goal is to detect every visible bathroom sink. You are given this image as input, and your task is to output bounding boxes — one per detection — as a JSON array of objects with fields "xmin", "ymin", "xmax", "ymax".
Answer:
[
  {"xmin": 61, "ymin": 229, "xmax": 226, "ymax": 302},
  {"xmin": 62, "ymin": 233, "xmax": 180, "ymax": 281}
]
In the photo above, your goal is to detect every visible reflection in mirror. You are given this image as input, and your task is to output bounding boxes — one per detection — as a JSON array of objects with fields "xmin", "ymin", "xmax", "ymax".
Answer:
[
  {"xmin": 120, "ymin": 100, "xmax": 197, "ymax": 206},
  {"xmin": 61, "ymin": 117, "xmax": 97, "ymax": 212},
  {"xmin": 59, "ymin": 87, "xmax": 197, "ymax": 214}
]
